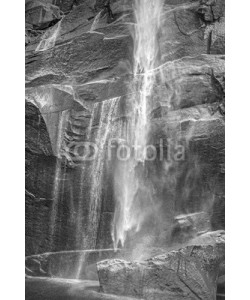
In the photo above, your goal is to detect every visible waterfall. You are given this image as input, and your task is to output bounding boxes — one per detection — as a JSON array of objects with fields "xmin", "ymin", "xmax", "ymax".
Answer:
[
  {"xmin": 47, "ymin": 96, "xmax": 120, "ymax": 278},
  {"xmin": 84, "ymin": 97, "xmax": 119, "ymax": 248},
  {"xmin": 75, "ymin": 97, "xmax": 120, "ymax": 278},
  {"xmin": 112, "ymin": 0, "xmax": 164, "ymax": 249},
  {"xmin": 47, "ymin": 0, "xmax": 164, "ymax": 271},
  {"xmin": 72, "ymin": 107, "xmax": 96, "ymax": 253},
  {"xmin": 132, "ymin": 0, "xmax": 163, "ymax": 160},
  {"xmin": 49, "ymin": 110, "xmax": 69, "ymax": 250}
]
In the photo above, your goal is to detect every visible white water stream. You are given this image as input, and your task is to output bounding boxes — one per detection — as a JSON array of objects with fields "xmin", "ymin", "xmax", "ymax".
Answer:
[{"xmin": 112, "ymin": 0, "xmax": 164, "ymax": 249}]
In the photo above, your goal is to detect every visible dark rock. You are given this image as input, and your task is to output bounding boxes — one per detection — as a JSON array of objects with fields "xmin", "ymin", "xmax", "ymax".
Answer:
[
  {"xmin": 26, "ymin": 23, "xmax": 44, "ymax": 46},
  {"xmin": 26, "ymin": 1, "xmax": 63, "ymax": 30},
  {"xmin": 211, "ymin": 195, "xmax": 225, "ymax": 230},
  {"xmin": 25, "ymin": 101, "xmax": 54, "ymax": 156},
  {"xmin": 55, "ymin": 0, "xmax": 75, "ymax": 13},
  {"xmin": 216, "ymin": 275, "xmax": 225, "ymax": 299}
]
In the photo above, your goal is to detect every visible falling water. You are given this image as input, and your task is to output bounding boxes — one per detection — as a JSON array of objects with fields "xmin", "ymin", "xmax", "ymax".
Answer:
[
  {"xmin": 49, "ymin": 110, "xmax": 69, "ymax": 250},
  {"xmin": 74, "ymin": 107, "xmax": 97, "ymax": 243},
  {"xmin": 132, "ymin": 0, "xmax": 163, "ymax": 159},
  {"xmin": 47, "ymin": 0, "xmax": 164, "ymax": 273},
  {"xmin": 112, "ymin": 0, "xmax": 164, "ymax": 249},
  {"xmin": 85, "ymin": 98, "xmax": 119, "ymax": 248},
  {"xmin": 75, "ymin": 97, "xmax": 119, "ymax": 278},
  {"xmin": 74, "ymin": 108, "xmax": 96, "ymax": 280}
]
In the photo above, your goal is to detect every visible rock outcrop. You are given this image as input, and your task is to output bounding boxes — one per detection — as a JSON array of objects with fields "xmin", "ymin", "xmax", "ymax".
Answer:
[{"xmin": 97, "ymin": 231, "xmax": 225, "ymax": 300}]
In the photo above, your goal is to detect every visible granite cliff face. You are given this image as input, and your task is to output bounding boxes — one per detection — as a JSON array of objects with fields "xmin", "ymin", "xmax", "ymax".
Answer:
[{"xmin": 25, "ymin": 0, "xmax": 225, "ymax": 256}]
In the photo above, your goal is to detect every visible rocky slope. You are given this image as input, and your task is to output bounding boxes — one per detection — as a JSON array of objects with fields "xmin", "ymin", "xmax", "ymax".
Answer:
[
  {"xmin": 98, "ymin": 231, "xmax": 225, "ymax": 300},
  {"xmin": 26, "ymin": 0, "xmax": 225, "ymax": 255}
]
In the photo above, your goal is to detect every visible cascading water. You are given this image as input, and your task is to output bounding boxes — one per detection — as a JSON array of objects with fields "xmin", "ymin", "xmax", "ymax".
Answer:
[
  {"xmin": 49, "ymin": 110, "xmax": 69, "ymax": 250},
  {"xmin": 85, "ymin": 97, "xmax": 120, "ymax": 248},
  {"xmin": 74, "ymin": 107, "xmax": 96, "ymax": 279},
  {"xmin": 132, "ymin": 0, "xmax": 163, "ymax": 159},
  {"xmin": 112, "ymin": 0, "xmax": 164, "ymax": 249},
  {"xmin": 46, "ymin": 0, "xmax": 165, "ymax": 271},
  {"xmin": 48, "ymin": 97, "xmax": 120, "ymax": 278},
  {"xmin": 26, "ymin": 0, "xmax": 225, "ymax": 296},
  {"xmin": 75, "ymin": 97, "xmax": 120, "ymax": 278}
]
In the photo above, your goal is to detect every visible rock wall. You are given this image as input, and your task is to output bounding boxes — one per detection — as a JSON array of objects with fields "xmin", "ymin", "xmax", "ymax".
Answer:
[{"xmin": 25, "ymin": 0, "xmax": 225, "ymax": 255}]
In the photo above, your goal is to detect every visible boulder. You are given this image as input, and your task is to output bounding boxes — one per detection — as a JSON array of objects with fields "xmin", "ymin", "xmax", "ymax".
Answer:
[
  {"xmin": 25, "ymin": 0, "xmax": 63, "ymax": 30},
  {"xmin": 97, "ymin": 231, "xmax": 225, "ymax": 300}
]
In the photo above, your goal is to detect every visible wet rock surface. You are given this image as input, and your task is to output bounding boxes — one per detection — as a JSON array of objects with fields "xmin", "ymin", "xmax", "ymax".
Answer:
[
  {"xmin": 97, "ymin": 231, "xmax": 225, "ymax": 300},
  {"xmin": 25, "ymin": 249, "xmax": 118, "ymax": 280}
]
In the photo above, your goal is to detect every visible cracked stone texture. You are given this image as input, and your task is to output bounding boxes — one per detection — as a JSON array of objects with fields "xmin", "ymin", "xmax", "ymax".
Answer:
[
  {"xmin": 26, "ymin": 0, "xmax": 63, "ymax": 30},
  {"xmin": 25, "ymin": 0, "xmax": 225, "ymax": 255},
  {"xmin": 97, "ymin": 231, "xmax": 225, "ymax": 300}
]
